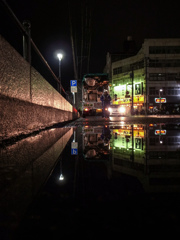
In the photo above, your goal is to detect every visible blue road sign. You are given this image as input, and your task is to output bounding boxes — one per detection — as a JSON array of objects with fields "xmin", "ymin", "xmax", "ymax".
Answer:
[
  {"xmin": 71, "ymin": 148, "xmax": 78, "ymax": 155},
  {"xmin": 70, "ymin": 80, "xmax": 77, "ymax": 87}
]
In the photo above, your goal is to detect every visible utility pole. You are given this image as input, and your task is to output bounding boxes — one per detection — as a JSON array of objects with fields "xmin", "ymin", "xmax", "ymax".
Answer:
[
  {"xmin": 68, "ymin": 0, "xmax": 91, "ymax": 110},
  {"xmin": 68, "ymin": 1, "xmax": 78, "ymax": 81},
  {"xmin": 23, "ymin": 20, "xmax": 31, "ymax": 64}
]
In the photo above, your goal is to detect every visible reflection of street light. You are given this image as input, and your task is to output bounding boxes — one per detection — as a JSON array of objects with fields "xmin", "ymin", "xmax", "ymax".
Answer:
[
  {"xmin": 59, "ymin": 156, "xmax": 64, "ymax": 181},
  {"xmin": 57, "ymin": 53, "xmax": 63, "ymax": 94},
  {"xmin": 59, "ymin": 173, "xmax": 64, "ymax": 181},
  {"xmin": 159, "ymin": 89, "xmax": 163, "ymax": 110},
  {"xmin": 159, "ymin": 123, "xmax": 163, "ymax": 144}
]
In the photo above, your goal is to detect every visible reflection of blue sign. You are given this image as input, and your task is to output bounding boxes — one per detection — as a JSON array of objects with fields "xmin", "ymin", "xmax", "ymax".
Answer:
[
  {"xmin": 70, "ymin": 80, "xmax": 77, "ymax": 87},
  {"xmin": 71, "ymin": 149, "xmax": 78, "ymax": 155}
]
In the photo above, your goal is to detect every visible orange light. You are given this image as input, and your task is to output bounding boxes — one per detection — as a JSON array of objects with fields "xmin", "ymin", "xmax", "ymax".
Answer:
[
  {"xmin": 155, "ymin": 130, "xmax": 167, "ymax": 135},
  {"xmin": 155, "ymin": 130, "xmax": 160, "ymax": 135},
  {"xmin": 155, "ymin": 98, "xmax": 160, "ymax": 103},
  {"xmin": 155, "ymin": 98, "xmax": 166, "ymax": 103},
  {"xmin": 84, "ymin": 108, "xmax": 89, "ymax": 111},
  {"xmin": 160, "ymin": 130, "xmax": 166, "ymax": 135}
]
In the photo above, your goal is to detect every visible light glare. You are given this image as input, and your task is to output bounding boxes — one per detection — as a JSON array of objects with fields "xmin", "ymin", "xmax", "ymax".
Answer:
[
  {"xmin": 59, "ymin": 174, "xmax": 64, "ymax": 181},
  {"xmin": 119, "ymin": 106, "xmax": 126, "ymax": 113},
  {"xmin": 57, "ymin": 53, "xmax": 63, "ymax": 60}
]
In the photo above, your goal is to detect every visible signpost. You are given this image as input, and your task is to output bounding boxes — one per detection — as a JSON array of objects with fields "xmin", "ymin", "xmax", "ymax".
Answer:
[
  {"xmin": 70, "ymin": 80, "xmax": 77, "ymax": 105},
  {"xmin": 70, "ymin": 80, "xmax": 77, "ymax": 93},
  {"xmin": 71, "ymin": 141, "xmax": 78, "ymax": 155}
]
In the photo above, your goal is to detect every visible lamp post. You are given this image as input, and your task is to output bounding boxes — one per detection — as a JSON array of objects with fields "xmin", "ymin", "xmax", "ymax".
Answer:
[
  {"xmin": 57, "ymin": 53, "xmax": 63, "ymax": 94},
  {"xmin": 159, "ymin": 88, "xmax": 163, "ymax": 111}
]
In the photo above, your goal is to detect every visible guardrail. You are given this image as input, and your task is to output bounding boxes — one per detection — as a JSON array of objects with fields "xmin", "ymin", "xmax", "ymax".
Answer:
[{"xmin": 0, "ymin": 0, "xmax": 69, "ymax": 100}]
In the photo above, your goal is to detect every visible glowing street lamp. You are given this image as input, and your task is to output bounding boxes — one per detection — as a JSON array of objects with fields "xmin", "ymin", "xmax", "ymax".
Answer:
[{"xmin": 57, "ymin": 53, "xmax": 63, "ymax": 94}]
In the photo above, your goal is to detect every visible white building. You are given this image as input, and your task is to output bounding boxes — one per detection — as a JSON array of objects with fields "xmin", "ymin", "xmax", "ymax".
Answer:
[{"xmin": 106, "ymin": 38, "xmax": 180, "ymax": 114}]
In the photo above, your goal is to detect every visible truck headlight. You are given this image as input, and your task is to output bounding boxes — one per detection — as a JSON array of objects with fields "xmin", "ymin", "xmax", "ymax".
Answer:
[
  {"xmin": 118, "ymin": 106, "xmax": 126, "ymax": 113},
  {"xmin": 108, "ymin": 107, "xmax": 112, "ymax": 112}
]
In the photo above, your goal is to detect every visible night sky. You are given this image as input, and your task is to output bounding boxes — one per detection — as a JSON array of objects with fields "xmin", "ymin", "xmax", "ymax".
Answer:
[{"xmin": 1, "ymin": 0, "xmax": 180, "ymax": 91}]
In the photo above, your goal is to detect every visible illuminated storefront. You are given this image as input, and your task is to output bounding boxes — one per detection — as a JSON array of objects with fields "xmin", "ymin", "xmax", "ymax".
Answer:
[{"xmin": 106, "ymin": 38, "xmax": 180, "ymax": 115}]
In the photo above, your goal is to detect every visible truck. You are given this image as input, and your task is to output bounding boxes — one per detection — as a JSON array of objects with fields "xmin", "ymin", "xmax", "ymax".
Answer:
[{"xmin": 82, "ymin": 73, "xmax": 109, "ymax": 117}]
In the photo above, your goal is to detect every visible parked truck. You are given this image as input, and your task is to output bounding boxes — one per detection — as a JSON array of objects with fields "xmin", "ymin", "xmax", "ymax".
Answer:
[{"xmin": 82, "ymin": 73, "xmax": 109, "ymax": 117}]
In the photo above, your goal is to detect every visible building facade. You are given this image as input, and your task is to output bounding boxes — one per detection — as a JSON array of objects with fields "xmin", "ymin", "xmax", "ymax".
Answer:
[{"xmin": 107, "ymin": 38, "xmax": 180, "ymax": 115}]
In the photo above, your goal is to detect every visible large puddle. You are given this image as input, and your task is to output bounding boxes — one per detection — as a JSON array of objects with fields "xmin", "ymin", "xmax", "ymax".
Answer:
[{"xmin": 1, "ymin": 120, "xmax": 180, "ymax": 238}]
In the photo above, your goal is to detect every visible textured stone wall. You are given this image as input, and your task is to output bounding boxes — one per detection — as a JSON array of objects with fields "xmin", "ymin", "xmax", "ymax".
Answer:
[{"xmin": 0, "ymin": 35, "xmax": 78, "ymax": 141}]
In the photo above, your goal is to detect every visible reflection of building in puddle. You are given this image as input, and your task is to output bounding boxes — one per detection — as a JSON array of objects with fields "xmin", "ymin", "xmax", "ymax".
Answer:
[
  {"xmin": 82, "ymin": 125, "xmax": 111, "ymax": 160},
  {"xmin": 110, "ymin": 123, "xmax": 180, "ymax": 193},
  {"xmin": 110, "ymin": 124, "xmax": 145, "ymax": 163}
]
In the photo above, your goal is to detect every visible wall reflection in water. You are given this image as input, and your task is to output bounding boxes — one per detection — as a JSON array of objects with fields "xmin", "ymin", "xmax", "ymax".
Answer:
[
  {"xmin": 0, "ymin": 127, "xmax": 73, "ymax": 224},
  {"xmin": 82, "ymin": 122, "xmax": 180, "ymax": 193}
]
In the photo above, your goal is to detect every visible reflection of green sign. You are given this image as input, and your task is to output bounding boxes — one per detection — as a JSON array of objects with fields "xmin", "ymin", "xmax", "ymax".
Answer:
[
  {"xmin": 155, "ymin": 130, "xmax": 166, "ymax": 135},
  {"xmin": 154, "ymin": 98, "xmax": 166, "ymax": 103}
]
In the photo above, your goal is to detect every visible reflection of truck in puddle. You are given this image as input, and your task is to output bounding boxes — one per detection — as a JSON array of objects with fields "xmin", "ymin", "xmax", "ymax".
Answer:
[
  {"xmin": 82, "ymin": 125, "xmax": 111, "ymax": 160},
  {"xmin": 82, "ymin": 124, "xmax": 145, "ymax": 162},
  {"xmin": 82, "ymin": 73, "xmax": 109, "ymax": 117}
]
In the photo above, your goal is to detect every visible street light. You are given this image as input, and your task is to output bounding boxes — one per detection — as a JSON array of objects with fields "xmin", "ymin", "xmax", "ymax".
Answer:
[
  {"xmin": 159, "ymin": 88, "xmax": 163, "ymax": 111},
  {"xmin": 57, "ymin": 53, "xmax": 63, "ymax": 94}
]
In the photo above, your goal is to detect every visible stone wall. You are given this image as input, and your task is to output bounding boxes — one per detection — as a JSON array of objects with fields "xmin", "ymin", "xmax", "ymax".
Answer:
[{"xmin": 0, "ymin": 35, "xmax": 78, "ymax": 141}]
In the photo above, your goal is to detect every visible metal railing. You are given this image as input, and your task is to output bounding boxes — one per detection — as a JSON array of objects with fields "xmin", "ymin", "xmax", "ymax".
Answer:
[{"xmin": 0, "ymin": 0, "xmax": 69, "ymax": 100}]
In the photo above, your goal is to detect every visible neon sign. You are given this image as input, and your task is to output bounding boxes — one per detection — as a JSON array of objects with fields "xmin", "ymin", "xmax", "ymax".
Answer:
[
  {"xmin": 155, "ymin": 130, "xmax": 166, "ymax": 135},
  {"xmin": 154, "ymin": 98, "xmax": 166, "ymax": 103}
]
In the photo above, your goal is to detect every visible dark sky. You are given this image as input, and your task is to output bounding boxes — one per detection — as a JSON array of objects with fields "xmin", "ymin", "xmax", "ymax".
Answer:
[{"xmin": 1, "ymin": 0, "xmax": 180, "ymax": 91}]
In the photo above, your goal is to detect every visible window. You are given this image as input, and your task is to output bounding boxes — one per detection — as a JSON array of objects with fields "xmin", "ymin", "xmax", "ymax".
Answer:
[
  {"xmin": 131, "ymin": 60, "xmax": 144, "ymax": 70},
  {"xmin": 149, "ymin": 46, "xmax": 180, "ymax": 54},
  {"xmin": 113, "ymin": 67, "xmax": 122, "ymax": 75},
  {"xmin": 167, "ymin": 87, "xmax": 180, "ymax": 95},
  {"xmin": 149, "ymin": 73, "xmax": 165, "ymax": 81},
  {"xmin": 149, "ymin": 73, "xmax": 180, "ymax": 81},
  {"xmin": 149, "ymin": 59, "xmax": 180, "ymax": 68},
  {"xmin": 149, "ymin": 87, "xmax": 180, "ymax": 96},
  {"xmin": 167, "ymin": 137, "xmax": 180, "ymax": 145},
  {"xmin": 149, "ymin": 87, "xmax": 156, "ymax": 95}
]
